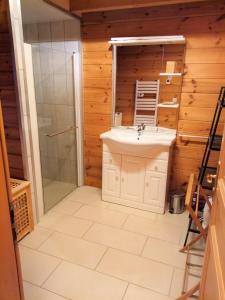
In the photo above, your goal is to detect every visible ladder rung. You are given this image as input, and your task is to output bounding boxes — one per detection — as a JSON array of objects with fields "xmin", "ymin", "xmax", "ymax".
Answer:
[
  {"xmin": 137, "ymin": 91, "xmax": 158, "ymax": 94},
  {"xmin": 135, "ymin": 115, "xmax": 155, "ymax": 118},
  {"xmin": 136, "ymin": 108, "xmax": 156, "ymax": 111},
  {"xmin": 136, "ymin": 104, "xmax": 157, "ymax": 107},
  {"xmin": 136, "ymin": 100, "xmax": 157, "ymax": 103},
  {"xmin": 137, "ymin": 90, "xmax": 158, "ymax": 92},
  {"xmin": 137, "ymin": 81, "xmax": 158, "ymax": 84},
  {"xmin": 136, "ymin": 98, "xmax": 157, "ymax": 101}
]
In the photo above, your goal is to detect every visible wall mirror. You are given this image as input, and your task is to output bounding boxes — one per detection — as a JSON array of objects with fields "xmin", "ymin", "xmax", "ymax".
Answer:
[{"xmin": 111, "ymin": 36, "xmax": 186, "ymax": 129}]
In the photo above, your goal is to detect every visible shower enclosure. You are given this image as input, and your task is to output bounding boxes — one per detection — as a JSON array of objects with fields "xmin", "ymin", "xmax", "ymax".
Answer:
[{"xmin": 23, "ymin": 21, "xmax": 80, "ymax": 212}]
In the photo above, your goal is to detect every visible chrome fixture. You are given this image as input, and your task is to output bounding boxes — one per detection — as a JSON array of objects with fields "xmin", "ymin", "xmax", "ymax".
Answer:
[
  {"xmin": 137, "ymin": 123, "xmax": 146, "ymax": 136},
  {"xmin": 44, "ymin": 126, "xmax": 76, "ymax": 138}
]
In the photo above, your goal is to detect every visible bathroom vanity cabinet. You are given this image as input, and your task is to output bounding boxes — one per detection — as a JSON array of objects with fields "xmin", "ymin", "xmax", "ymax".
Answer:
[{"xmin": 101, "ymin": 141, "xmax": 173, "ymax": 214}]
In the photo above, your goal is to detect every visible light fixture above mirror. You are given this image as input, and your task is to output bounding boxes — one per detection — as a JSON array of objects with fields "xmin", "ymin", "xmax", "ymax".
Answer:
[{"xmin": 109, "ymin": 35, "xmax": 186, "ymax": 46}]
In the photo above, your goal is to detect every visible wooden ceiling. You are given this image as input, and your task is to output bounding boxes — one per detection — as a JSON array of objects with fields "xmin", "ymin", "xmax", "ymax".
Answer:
[{"xmin": 44, "ymin": 0, "xmax": 208, "ymax": 18}]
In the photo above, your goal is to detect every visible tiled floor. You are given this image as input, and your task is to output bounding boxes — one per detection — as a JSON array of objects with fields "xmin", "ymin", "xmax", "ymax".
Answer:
[{"xmin": 19, "ymin": 186, "xmax": 201, "ymax": 300}]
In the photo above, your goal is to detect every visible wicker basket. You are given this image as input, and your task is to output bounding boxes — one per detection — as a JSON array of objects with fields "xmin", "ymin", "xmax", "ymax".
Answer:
[{"xmin": 10, "ymin": 178, "xmax": 34, "ymax": 241}]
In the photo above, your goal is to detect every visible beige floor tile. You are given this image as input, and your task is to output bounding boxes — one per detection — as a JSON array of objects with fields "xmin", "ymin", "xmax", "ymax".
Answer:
[
  {"xmin": 65, "ymin": 186, "xmax": 108, "ymax": 207},
  {"xmin": 23, "ymin": 281, "xmax": 67, "ymax": 300},
  {"xmin": 123, "ymin": 215, "xmax": 183, "ymax": 244},
  {"xmin": 142, "ymin": 238, "xmax": 186, "ymax": 268},
  {"xmin": 43, "ymin": 261, "xmax": 128, "ymax": 300},
  {"xmin": 39, "ymin": 212, "xmax": 92, "ymax": 238},
  {"xmin": 84, "ymin": 223, "xmax": 147, "ymax": 255},
  {"xmin": 107, "ymin": 203, "xmax": 157, "ymax": 221},
  {"xmin": 19, "ymin": 246, "xmax": 61, "ymax": 286},
  {"xmin": 169, "ymin": 268, "xmax": 200, "ymax": 299},
  {"xmin": 20, "ymin": 227, "xmax": 53, "ymax": 249},
  {"xmin": 97, "ymin": 248, "xmax": 173, "ymax": 295},
  {"xmin": 51, "ymin": 199, "xmax": 83, "ymax": 215},
  {"xmin": 39, "ymin": 232, "xmax": 106, "ymax": 269},
  {"xmin": 124, "ymin": 284, "xmax": 172, "ymax": 300},
  {"xmin": 74, "ymin": 205, "xmax": 128, "ymax": 228},
  {"xmin": 156, "ymin": 211, "xmax": 189, "ymax": 228},
  {"xmin": 38, "ymin": 211, "xmax": 65, "ymax": 228}
]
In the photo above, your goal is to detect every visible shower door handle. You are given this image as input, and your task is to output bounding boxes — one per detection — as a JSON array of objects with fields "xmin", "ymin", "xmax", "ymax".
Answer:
[{"xmin": 45, "ymin": 126, "xmax": 76, "ymax": 137}]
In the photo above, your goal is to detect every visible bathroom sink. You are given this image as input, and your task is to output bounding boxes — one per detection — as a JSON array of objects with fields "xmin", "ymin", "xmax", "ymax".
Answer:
[{"xmin": 100, "ymin": 126, "xmax": 176, "ymax": 147}]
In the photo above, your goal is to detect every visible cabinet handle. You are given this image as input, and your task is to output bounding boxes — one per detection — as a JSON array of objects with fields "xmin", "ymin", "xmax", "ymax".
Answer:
[
  {"xmin": 110, "ymin": 159, "xmax": 113, "ymax": 164},
  {"xmin": 115, "ymin": 176, "xmax": 119, "ymax": 181},
  {"xmin": 146, "ymin": 182, "xmax": 149, "ymax": 187},
  {"xmin": 121, "ymin": 178, "xmax": 124, "ymax": 182},
  {"xmin": 154, "ymin": 166, "xmax": 158, "ymax": 171}
]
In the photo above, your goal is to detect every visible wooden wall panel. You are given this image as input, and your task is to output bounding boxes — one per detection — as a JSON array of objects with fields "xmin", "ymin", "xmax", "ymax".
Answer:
[
  {"xmin": 82, "ymin": 2, "xmax": 225, "ymax": 24},
  {"xmin": 0, "ymin": 0, "xmax": 24, "ymax": 179},
  {"xmin": 82, "ymin": 0, "xmax": 225, "ymax": 190},
  {"xmin": 71, "ymin": 0, "xmax": 210, "ymax": 14}
]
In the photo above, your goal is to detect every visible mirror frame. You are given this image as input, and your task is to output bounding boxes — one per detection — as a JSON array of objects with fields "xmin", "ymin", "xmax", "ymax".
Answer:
[{"xmin": 111, "ymin": 35, "xmax": 186, "ymax": 127}]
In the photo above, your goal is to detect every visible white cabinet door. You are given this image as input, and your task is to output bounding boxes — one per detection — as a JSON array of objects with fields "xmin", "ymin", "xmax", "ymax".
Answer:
[
  {"xmin": 144, "ymin": 171, "xmax": 167, "ymax": 207},
  {"xmin": 121, "ymin": 155, "xmax": 145, "ymax": 202},
  {"xmin": 102, "ymin": 153, "xmax": 121, "ymax": 197}
]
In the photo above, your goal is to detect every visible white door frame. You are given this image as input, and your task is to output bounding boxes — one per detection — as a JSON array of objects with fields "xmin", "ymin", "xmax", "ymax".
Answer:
[
  {"xmin": 73, "ymin": 46, "xmax": 84, "ymax": 187},
  {"xmin": 112, "ymin": 45, "xmax": 117, "ymax": 126},
  {"xmin": 24, "ymin": 42, "xmax": 84, "ymax": 221},
  {"xmin": 24, "ymin": 43, "xmax": 44, "ymax": 220}
]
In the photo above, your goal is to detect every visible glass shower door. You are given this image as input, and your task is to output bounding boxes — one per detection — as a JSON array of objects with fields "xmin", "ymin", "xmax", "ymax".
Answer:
[
  {"xmin": 43, "ymin": 118, "xmax": 77, "ymax": 212},
  {"xmin": 32, "ymin": 43, "xmax": 78, "ymax": 212}
]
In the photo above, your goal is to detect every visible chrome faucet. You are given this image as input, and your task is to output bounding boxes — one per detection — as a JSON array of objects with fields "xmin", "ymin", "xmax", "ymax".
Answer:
[{"xmin": 137, "ymin": 123, "xmax": 146, "ymax": 136}]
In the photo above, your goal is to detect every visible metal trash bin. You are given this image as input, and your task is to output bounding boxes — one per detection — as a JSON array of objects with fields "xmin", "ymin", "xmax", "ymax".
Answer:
[{"xmin": 169, "ymin": 192, "xmax": 185, "ymax": 214}]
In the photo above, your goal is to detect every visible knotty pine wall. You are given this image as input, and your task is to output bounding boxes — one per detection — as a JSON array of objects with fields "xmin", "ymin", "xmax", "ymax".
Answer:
[
  {"xmin": 82, "ymin": 0, "xmax": 225, "ymax": 190},
  {"xmin": 116, "ymin": 44, "xmax": 185, "ymax": 127},
  {"xmin": 0, "ymin": 0, "xmax": 24, "ymax": 179}
]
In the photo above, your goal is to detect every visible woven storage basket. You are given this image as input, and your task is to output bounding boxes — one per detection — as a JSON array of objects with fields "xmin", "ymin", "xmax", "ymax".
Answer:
[{"xmin": 10, "ymin": 178, "xmax": 34, "ymax": 241}]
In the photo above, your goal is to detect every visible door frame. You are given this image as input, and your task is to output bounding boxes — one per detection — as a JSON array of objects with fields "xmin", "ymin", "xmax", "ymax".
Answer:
[
  {"xmin": 73, "ymin": 46, "xmax": 84, "ymax": 187},
  {"xmin": 23, "ymin": 43, "xmax": 44, "ymax": 221},
  {"xmin": 8, "ymin": 0, "xmax": 84, "ymax": 221},
  {"xmin": 23, "ymin": 42, "xmax": 84, "ymax": 221}
]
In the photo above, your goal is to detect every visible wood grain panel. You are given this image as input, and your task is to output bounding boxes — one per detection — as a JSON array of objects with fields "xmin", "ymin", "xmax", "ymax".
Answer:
[
  {"xmin": 157, "ymin": 107, "xmax": 178, "ymax": 129},
  {"xmin": 82, "ymin": 0, "xmax": 225, "ymax": 189},
  {"xmin": 179, "ymin": 107, "xmax": 225, "ymax": 122},
  {"xmin": 182, "ymin": 78, "xmax": 225, "ymax": 94},
  {"xmin": 82, "ymin": 15, "xmax": 225, "ymax": 39},
  {"xmin": 185, "ymin": 48, "xmax": 225, "ymax": 63},
  {"xmin": 83, "ymin": 40, "xmax": 111, "ymax": 52},
  {"xmin": 83, "ymin": 64, "xmax": 112, "ymax": 78},
  {"xmin": 174, "ymin": 143, "xmax": 219, "ymax": 162},
  {"xmin": 84, "ymin": 101, "xmax": 112, "ymax": 114},
  {"xmin": 184, "ymin": 63, "xmax": 225, "ymax": 79},
  {"xmin": 83, "ymin": 2, "xmax": 225, "ymax": 24},
  {"xmin": 83, "ymin": 51, "xmax": 112, "ymax": 65},
  {"xmin": 185, "ymin": 32, "xmax": 225, "ymax": 49},
  {"xmin": 178, "ymin": 120, "xmax": 224, "ymax": 135},
  {"xmin": 0, "ymin": 0, "xmax": 24, "ymax": 179},
  {"xmin": 83, "ymin": 77, "xmax": 112, "ymax": 89},
  {"xmin": 180, "ymin": 93, "xmax": 218, "ymax": 108},
  {"xmin": 71, "ymin": 0, "xmax": 209, "ymax": 13}
]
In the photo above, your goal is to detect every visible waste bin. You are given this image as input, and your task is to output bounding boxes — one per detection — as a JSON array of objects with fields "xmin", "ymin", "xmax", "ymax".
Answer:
[{"xmin": 169, "ymin": 192, "xmax": 185, "ymax": 214}]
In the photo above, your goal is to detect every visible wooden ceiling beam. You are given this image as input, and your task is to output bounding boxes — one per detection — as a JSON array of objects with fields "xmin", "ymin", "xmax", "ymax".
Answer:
[
  {"xmin": 70, "ymin": 0, "xmax": 208, "ymax": 13},
  {"xmin": 43, "ymin": 0, "xmax": 81, "ymax": 19}
]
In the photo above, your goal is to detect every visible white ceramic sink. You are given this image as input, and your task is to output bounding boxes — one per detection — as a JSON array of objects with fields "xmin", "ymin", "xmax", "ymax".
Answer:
[{"xmin": 100, "ymin": 126, "xmax": 176, "ymax": 147}]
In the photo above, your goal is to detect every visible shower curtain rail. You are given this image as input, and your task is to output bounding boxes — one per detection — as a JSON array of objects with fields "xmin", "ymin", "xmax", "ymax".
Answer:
[{"xmin": 45, "ymin": 126, "xmax": 76, "ymax": 138}]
